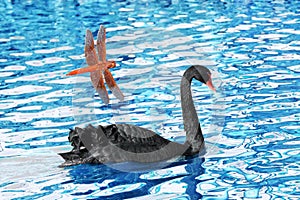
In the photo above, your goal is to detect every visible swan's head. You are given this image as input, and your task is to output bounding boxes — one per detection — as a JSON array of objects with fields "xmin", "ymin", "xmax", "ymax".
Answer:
[{"xmin": 191, "ymin": 65, "xmax": 216, "ymax": 92}]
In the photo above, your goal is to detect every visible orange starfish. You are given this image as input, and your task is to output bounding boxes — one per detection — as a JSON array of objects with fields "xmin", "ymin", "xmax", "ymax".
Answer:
[{"xmin": 67, "ymin": 25, "xmax": 124, "ymax": 104}]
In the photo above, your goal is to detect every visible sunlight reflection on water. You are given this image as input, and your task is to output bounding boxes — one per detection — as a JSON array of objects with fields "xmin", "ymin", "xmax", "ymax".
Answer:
[{"xmin": 0, "ymin": 0, "xmax": 299, "ymax": 199}]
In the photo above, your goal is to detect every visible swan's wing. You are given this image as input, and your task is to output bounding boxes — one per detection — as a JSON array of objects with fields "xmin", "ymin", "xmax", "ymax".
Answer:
[
  {"xmin": 90, "ymin": 70, "xmax": 109, "ymax": 104},
  {"xmin": 97, "ymin": 25, "xmax": 106, "ymax": 62},
  {"xmin": 59, "ymin": 124, "xmax": 189, "ymax": 166},
  {"xmin": 113, "ymin": 124, "xmax": 170, "ymax": 147},
  {"xmin": 103, "ymin": 69, "xmax": 124, "ymax": 101}
]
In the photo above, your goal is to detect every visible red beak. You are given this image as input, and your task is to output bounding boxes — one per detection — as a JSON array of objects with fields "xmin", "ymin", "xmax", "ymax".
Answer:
[{"xmin": 206, "ymin": 78, "xmax": 216, "ymax": 92}]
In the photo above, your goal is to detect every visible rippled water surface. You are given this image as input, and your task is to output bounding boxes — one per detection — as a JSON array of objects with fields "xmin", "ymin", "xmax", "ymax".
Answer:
[{"xmin": 0, "ymin": 0, "xmax": 299, "ymax": 199}]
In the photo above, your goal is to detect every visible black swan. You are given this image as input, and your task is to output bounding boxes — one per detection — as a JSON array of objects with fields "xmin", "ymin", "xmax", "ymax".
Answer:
[{"xmin": 59, "ymin": 65, "xmax": 215, "ymax": 167}]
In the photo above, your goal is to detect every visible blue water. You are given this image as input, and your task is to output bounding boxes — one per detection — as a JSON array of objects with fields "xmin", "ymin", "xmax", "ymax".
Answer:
[{"xmin": 0, "ymin": 0, "xmax": 299, "ymax": 199}]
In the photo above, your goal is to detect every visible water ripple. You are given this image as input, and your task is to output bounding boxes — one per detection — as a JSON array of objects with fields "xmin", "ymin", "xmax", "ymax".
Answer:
[{"xmin": 1, "ymin": 0, "xmax": 300, "ymax": 199}]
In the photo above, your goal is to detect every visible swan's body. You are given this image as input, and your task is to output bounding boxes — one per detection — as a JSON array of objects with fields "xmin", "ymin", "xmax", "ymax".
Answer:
[{"xmin": 59, "ymin": 65, "xmax": 215, "ymax": 167}]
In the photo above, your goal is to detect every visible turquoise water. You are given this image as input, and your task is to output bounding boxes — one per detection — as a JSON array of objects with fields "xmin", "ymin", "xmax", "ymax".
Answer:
[{"xmin": 0, "ymin": 0, "xmax": 299, "ymax": 199}]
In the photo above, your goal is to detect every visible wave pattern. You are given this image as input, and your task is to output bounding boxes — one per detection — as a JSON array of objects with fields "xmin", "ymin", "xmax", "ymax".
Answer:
[{"xmin": 0, "ymin": 0, "xmax": 299, "ymax": 199}]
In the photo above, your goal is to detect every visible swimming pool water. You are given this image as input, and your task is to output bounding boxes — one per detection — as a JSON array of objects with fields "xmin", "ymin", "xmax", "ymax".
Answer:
[{"xmin": 0, "ymin": 0, "xmax": 299, "ymax": 199}]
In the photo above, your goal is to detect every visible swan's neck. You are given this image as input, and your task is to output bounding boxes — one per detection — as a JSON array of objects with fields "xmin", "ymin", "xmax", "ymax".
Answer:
[{"xmin": 180, "ymin": 68, "xmax": 204, "ymax": 153}]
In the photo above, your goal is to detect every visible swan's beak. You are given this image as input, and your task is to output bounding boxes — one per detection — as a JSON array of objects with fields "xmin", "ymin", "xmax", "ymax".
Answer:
[{"xmin": 206, "ymin": 79, "xmax": 216, "ymax": 92}]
